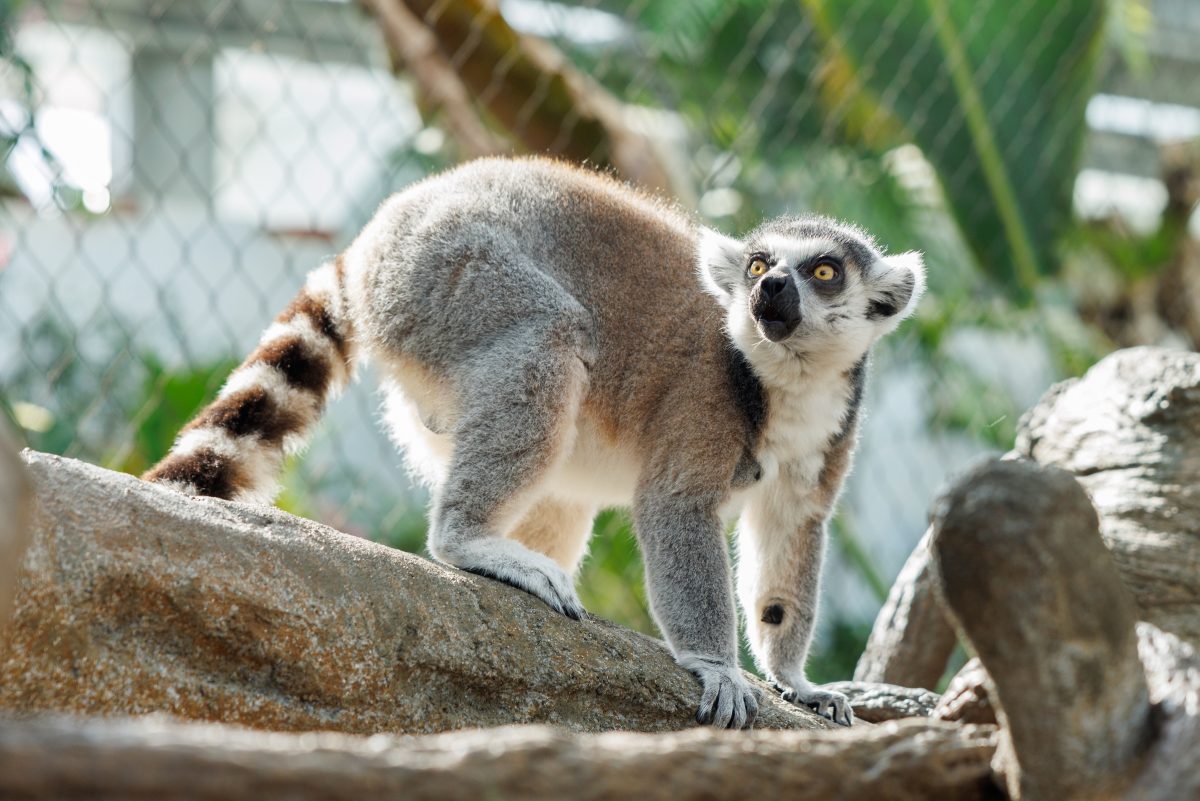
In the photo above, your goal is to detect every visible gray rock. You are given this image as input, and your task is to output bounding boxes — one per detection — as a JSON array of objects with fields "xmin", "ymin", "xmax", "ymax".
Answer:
[{"xmin": 0, "ymin": 451, "xmax": 827, "ymax": 734}]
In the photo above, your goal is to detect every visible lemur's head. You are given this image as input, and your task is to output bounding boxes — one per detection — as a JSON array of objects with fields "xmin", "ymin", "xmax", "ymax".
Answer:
[{"xmin": 697, "ymin": 214, "xmax": 925, "ymax": 372}]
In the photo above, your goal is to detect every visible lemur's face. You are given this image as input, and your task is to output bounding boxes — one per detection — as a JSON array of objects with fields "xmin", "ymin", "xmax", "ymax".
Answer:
[{"xmin": 697, "ymin": 215, "xmax": 925, "ymax": 371}]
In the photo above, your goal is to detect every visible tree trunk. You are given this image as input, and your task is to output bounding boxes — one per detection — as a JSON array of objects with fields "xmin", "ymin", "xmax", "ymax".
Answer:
[
  {"xmin": 0, "ymin": 714, "xmax": 1000, "ymax": 801},
  {"xmin": 1017, "ymin": 347, "xmax": 1200, "ymax": 644},
  {"xmin": 932, "ymin": 658, "xmax": 996, "ymax": 725},
  {"xmin": 360, "ymin": 0, "xmax": 680, "ymax": 197},
  {"xmin": 822, "ymin": 681, "xmax": 940, "ymax": 723},
  {"xmin": 1126, "ymin": 621, "xmax": 1200, "ymax": 801},
  {"xmin": 924, "ymin": 624, "xmax": 1200, "ymax": 801},
  {"xmin": 930, "ymin": 457, "xmax": 1154, "ymax": 800},
  {"xmin": 361, "ymin": 0, "xmax": 506, "ymax": 158}
]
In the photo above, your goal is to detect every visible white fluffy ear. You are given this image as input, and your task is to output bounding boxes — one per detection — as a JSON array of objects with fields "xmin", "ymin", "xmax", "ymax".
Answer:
[
  {"xmin": 696, "ymin": 227, "xmax": 746, "ymax": 301},
  {"xmin": 868, "ymin": 251, "xmax": 926, "ymax": 330}
]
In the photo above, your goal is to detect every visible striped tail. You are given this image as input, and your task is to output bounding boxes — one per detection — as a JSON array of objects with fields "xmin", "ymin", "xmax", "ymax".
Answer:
[{"xmin": 144, "ymin": 257, "xmax": 356, "ymax": 504}]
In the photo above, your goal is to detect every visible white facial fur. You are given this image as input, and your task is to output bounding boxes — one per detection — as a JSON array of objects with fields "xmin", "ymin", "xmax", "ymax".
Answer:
[{"xmin": 696, "ymin": 224, "xmax": 925, "ymax": 379}]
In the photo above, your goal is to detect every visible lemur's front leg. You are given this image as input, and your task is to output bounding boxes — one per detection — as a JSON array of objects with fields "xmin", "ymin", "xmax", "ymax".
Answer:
[
  {"xmin": 737, "ymin": 485, "xmax": 853, "ymax": 726},
  {"xmin": 634, "ymin": 488, "xmax": 760, "ymax": 730}
]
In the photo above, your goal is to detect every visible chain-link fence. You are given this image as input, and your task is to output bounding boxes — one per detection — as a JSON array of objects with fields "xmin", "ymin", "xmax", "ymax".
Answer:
[{"xmin": 2, "ymin": 0, "xmax": 1197, "ymax": 674}]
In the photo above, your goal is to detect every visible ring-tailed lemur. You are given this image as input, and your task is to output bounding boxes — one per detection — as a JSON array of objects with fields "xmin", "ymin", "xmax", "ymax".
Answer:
[{"xmin": 145, "ymin": 156, "xmax": 924, "ymax": 729}]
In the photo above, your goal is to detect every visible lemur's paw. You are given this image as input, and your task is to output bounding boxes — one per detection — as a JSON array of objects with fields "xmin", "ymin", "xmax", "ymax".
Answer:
[
  {"xmin": 480, "ymin": 567, "xmax": 584, "ymax": 620},
  {"xmin": 515, "ymin": 562, "xmax": 587, "ymax": 621},
  {"xmin": 445, "ymin": 538, "xmax": 586, "ymax": 620},
  {"xmin": 679, "ymin": 654, "xmax": 760, "ymax": 730},
  {"xmin": 781, "ymin": 685, "xmax": 854, "ymax": 727}
]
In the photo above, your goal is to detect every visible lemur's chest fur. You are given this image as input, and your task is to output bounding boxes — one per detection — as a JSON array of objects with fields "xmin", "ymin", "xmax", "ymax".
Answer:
[
  {"xmin": 757, "ymin": 378, "xmax": 854, "ymax": 486},
  {"xmin": 724, "ymin": 353, "xmax": 862, "ymax": 521}
]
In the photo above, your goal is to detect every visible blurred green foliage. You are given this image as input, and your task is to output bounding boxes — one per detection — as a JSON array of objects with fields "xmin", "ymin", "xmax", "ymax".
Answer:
[
  {"xmin": 804, "ymin": 0, "xmax": 1107, "ymax": 292},
  {"xmin": 583, "ymin": 0, "xmax": 1109, "ymax": 302},
  {"xmin": 806, "ymin": 620, "xmax": 876, "ymax": 684},
  {"xmin": 578, "ymin": 510, "xmax": 657, "ymax": 636}
]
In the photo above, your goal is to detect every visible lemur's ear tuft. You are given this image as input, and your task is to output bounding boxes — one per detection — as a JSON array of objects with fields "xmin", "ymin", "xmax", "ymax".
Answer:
[
  {"xmin": 867, "ymin": 251, "xmax": 926, "ymax": 331},
  {"xmin": 696, "ymin": 227, "xmax": 746, "ymax": 302}
]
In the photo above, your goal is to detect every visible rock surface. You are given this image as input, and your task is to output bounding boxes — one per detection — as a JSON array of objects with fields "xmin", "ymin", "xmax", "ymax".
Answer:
[
  {"xmin": 0, "ymin": 714, "xmax": 999, "ymax": 801},
  {"xmin": 1017, "ymin": 346, "xmax": 1200, "ymax": 643},
  {"xmin": 0, "ymin": 451, "xmax": 827, "ymax": 734},
  {"xmin": 0, "ymin": 425, "xmax": 31, "ymax": 629}
]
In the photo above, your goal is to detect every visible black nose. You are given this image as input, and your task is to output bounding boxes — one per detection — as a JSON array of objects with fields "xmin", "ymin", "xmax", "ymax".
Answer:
[
  {"xmin": 760, "ymin": 273, "xmax": 790, "ymax": 299},
  {"xmin": 751, "ymin": 271, "xmax": 801, "ymax": 342}
]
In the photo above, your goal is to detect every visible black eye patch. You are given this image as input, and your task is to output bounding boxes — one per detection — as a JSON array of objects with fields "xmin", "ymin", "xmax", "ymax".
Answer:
[
  {"xmin": 745, "ymin": 251, "xmax": 776, "ymax": 279},
  {"xmin": 799, "ymin": 256, "xmax": 845, "ymax": 292}
]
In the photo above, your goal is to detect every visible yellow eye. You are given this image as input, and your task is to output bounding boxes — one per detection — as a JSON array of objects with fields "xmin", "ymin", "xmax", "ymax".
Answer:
[
  {"xmin": 813, "ymin": 263, "xmax": 838, "ymax": 281},
  {"xmin": 748, "ymin": 258, "xmax": 768, "ymax": 277}
]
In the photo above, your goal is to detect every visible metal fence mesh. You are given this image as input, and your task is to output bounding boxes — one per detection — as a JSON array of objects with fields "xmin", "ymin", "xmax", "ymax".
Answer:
[{"xmin": 2, "ymin": 0, "xmax": 1197, "ymax": 658}]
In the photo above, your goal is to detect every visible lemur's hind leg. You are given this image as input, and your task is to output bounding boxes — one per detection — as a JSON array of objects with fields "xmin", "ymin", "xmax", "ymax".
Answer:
[
  {"xmin": 428, "ymin": 317, "xmax": 592, "ymax": 619},
  {"xmin": 506, "ymin": 498, "xmax": 597, "ymax": 577}
]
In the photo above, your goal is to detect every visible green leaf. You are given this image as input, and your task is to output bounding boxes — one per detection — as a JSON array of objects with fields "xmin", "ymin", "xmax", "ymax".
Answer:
[{"xmin": 802, "ymin": 0, "xmax": 1107, "ymax": 293}]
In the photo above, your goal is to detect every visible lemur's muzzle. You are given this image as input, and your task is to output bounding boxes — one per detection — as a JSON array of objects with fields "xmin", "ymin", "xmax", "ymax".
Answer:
[{"xmin": 751, "ymin": 273, "xmax": 801, "ymax": 341}]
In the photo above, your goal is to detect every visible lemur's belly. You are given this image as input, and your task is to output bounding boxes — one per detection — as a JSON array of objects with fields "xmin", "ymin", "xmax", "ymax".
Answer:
[
  {"xmin": 381, "ymin": 358, "xmax": 640, "ymax": 507},
  {"xmin": 379, "ymin": 357, "xmax": 458, "ymax": 489},
  {"xmin": 541, "ymin": 420, "xmax": 641, "ymax": 507}
]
